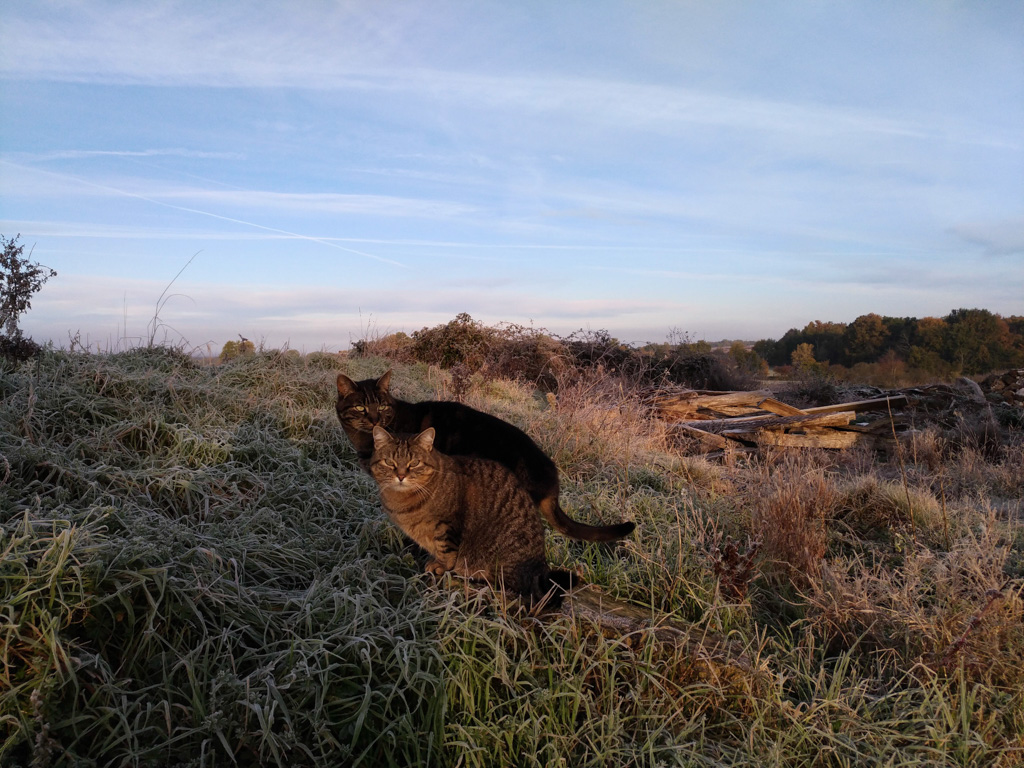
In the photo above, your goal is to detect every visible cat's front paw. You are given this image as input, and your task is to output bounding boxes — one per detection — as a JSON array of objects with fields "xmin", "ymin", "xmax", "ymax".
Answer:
[{"xmin": 424, "ymin": 559, "xmax": 450, "ymax": 578}]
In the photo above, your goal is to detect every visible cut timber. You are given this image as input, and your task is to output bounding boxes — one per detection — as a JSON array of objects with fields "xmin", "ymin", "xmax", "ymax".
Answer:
[
  {"xmin": 560, "ymin": 586, "xmax": 763, "ymax": 686},
  {"xmin": 750, "ymin": 430, "xmax": 868, "ymax": 449},
  {"xmin": 755, "ymin": 397, "xmax": 806, "ymax": 416},
  {"xmin": 801, "ymin": 395, "xmax": 908, "ymax": 416},
  {"xmin": 654, "ymin": 389, "xmax": 913, "ymax": 456},
  {"xmin": 673, "ymin": 423, "xmax": 732, "ymax": 451},
  {"xmin": 706, "ymin": 405, "xmax": 771, "ymax": 417},
  {"xmin": 654, "ymin": 390, "xmax": 773, "ymax": 421},
  {"xmin": 677, "ymin": 410, "xmax": 857, "ymax": 433}
]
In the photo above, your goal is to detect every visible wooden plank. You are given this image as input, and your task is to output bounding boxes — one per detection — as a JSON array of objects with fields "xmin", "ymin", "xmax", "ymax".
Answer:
[
  {"xmin": 690, "ymin": 390, "xmax": 773, "ymax": 408},
  {"xmin": 652, "ymin": 392, "xmax": 701, "ymax": 420},
  {"xmin": 679, "ymin": 410, "xmax": 856, "ymax": 432},
  {"xmin": 752, "ymin": 430, "xmax": 867, "ymax": 449},
  {"xmin": 654, "ymin": 390, "xmax": 773, "ymax": 421},
  {"xmin": 801, "ymin": 395, "xmax": 908, "ymax": 415},
  {"xmin": 716, "ymin": 427, "xmax": 868, "ymax": 449},
  {"xmin": 673, "ymin": 423, "xmax": 733, "ymax": 451},
  {"xmin": 756, "ymin": 397, "xmax": 806, "ymax": 416},
  {"xmin": 705, "ymin": 405, "xmax": 769, "ymax": 417}
]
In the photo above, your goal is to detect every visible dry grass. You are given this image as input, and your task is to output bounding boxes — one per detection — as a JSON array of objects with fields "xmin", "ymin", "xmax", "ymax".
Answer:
[{"xmin": 2, "ymin": 351, "xmax": 1022, "ymax": 767}]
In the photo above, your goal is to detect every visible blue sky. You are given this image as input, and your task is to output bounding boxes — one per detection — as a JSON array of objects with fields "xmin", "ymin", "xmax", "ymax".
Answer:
[{"xmin": 2, "ymin": 1, "xmax": 1022, "ymax": 354}]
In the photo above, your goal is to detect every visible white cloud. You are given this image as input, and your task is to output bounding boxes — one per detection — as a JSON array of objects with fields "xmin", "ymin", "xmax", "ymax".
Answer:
[
  {"xmin": 4, "ymin": 1, "xmax": 1013, "ymax": 153},
  {"xmin": 2, "ymin": 161, "xmax": 476, "ymax": 219},
  {"xmin": 23, "ymin": 149, "xmax": 245, "ymax": 161}
]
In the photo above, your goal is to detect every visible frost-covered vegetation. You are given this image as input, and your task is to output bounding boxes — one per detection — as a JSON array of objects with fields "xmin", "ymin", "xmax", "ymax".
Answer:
[{"xmin": 2, "ymin": 348, "xmax": 1023, "ymax": 766}]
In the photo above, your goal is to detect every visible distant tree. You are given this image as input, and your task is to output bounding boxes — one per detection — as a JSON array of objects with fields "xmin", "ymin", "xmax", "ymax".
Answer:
[
  {"xmin": 1, "ymin": 234, "xmax": 56, "ymax": 339},
  {"xmin": 844, "ymin": 313, "xmax": 889, "ymax": 364},
  {"xmin": 791, "ymin": 343, "xmax": 818, "ymax": 372},
  {"xmin": 730, "ymin": 340, "xmax": 768, "ymax": 376},
  {"xmin": 220, "ymin": 340, "xmax": 240, "ymax": 362},
  {"xmin": 751, "ymin": 308, "xmax": 1024, "ymax": 382},
  {"xmin": 220, "ymin": 338, "xmax": 255, "ymax": 362},
  {"xmin": 877, "ymin": 350, "xmax": 906, "ymax": 387},
  {"xmin": 752, "ymin": 338, "xmax": 778, "ymax": 365},
  {"xmin": 1, "ymin": 234, "xmax": 56, "ymax": 362},
  {"xmin": 729, "ymin": 340, "xmax": 748, "ymax": 367},
  {"xmin": 800, "ymin": 320, "xmax": 847, "ymax": 365},
  {"xmin": 944, "ymin": 308, "xmax": 1015, "ymax": 374},
  {"xmin": 914, "ymin": 316, "xmax": 947, "ymax": 354},
  {"xmin": 770, "ymin": 328, "xmax": 805, "ymax": 367},
  {"xmin": 238, "ymin": 336, "xmax": 256, "ymax": 356}
]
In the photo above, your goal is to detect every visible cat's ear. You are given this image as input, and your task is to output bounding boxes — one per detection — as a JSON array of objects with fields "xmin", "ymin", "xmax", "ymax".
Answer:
[
  {"xmin": 376, "ymin": 369, "xmax": 392, "ymax": 393},
  {"xmin": 414, "ymin": 427, "xmax": 435, "ymax": 452},
  {"xmin": 372, "ymin": 426, "xmax": 393, "ymax": 450},
  {"xmin": 337, "ymin": 373, "xmax": 357, "ymax": 396}
]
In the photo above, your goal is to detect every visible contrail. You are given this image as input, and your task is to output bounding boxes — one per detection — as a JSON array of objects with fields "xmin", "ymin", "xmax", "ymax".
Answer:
[{"xmin": 0, "ymin": 159, "xmax": 406, "ymax": 267}]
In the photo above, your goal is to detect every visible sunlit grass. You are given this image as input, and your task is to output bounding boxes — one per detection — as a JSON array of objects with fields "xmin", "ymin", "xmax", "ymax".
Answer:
[{"xmin": 1, "ymin": 349, "xmax": 1022, "ymax": 766}]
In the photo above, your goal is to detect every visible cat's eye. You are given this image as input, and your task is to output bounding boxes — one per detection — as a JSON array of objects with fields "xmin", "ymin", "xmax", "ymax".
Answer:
[
  {"xmin": 353, "ymin": 406, "xmax": 366, "ymax": 412},
  {"xmin": 408, "ymin": 460, "xmax": 422, "ymax": 469},
  {"xmin": 380, "ymin": 404, "xmax": 391, "ymax": 411}
]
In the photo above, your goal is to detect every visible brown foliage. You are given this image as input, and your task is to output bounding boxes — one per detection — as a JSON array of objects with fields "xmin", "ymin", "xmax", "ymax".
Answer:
[{"xmin": 748, "ymin": 453, "xmax": 839, "ymax": 587}]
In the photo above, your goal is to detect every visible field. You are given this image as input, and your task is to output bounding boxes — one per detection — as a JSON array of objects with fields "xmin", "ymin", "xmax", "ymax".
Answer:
[{"xmin": 2, "ymin": 348, "xmax": 1023, "ymax": 767}]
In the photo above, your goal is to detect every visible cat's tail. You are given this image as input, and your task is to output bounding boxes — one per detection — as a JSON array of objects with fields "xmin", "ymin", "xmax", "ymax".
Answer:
[
  {"xmin": 539, "ymin": 496, "xmax": 635, "ymax": 543},
  {"xmin": 523, "ymin": 566, "xmax": 578, "ymax": 611},
  {"xmin": 547, "ymin": 568, "xmax": 578, "ymax": 593}
]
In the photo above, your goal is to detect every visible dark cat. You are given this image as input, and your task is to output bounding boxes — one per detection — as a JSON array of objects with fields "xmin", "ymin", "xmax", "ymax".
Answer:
[
  {"xmin": 370, "ymin": 426, "xmax": 575, "ymax": 606},
  {"xmin": 336, "ymin": 370, "xmax": 635, "ymax": 543}
]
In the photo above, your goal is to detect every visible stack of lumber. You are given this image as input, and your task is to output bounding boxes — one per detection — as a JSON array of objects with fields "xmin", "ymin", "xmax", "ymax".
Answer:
[{"xmin": 652, "ymin": 389, "xmax": 908, "ymax": 458}]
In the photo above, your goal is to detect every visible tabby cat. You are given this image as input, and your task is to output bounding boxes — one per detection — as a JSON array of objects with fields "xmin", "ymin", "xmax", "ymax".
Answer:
[
  {"xmin": 336, "ymin": 370, "xmax": 634, "ymax": 542},
  {"xmin": 370, "ymin": 426, "xmax": 575, "ymax": 605}
]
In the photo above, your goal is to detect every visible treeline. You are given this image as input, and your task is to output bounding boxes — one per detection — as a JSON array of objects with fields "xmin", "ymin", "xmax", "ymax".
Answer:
[
  {"xmin": 214, "ymin": 308, "xmax": 1021, "ymax": 391},
  {"xmin": 753, "ymin": 309, "xmax": 1024, "ymax": 378},
  {"xmin": 342, "ymin": 309, "xmax": 1023, "ymax": 392}
]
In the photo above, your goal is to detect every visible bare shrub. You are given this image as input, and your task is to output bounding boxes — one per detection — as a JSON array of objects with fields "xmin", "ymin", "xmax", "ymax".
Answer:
[
  {"xmin": 0, "ymin": 333, "xmax": 41, "ymax": 363},
  {"xmin": 533, "ymin": 364, "xmax": 668, "ymax": 476},
  {"xmin": 710, "ymin": 536, "xmax": 762, "ymax": 601},
  {"xmin": 903, "ymin": 426, "xmax": 947, "ymax": 473},
  {"xmin": 351, "ymin": 329, "xmax": 416, "ymax": 362},
  {"xmin": 946, "ymin": 408, "xmax": 1007, "ymax": 461},
  {"xmin": 802, "ymin": 517, "xmax": 1024, "ymax": 682},
  {"xmin": 835, "ymin": 475, "xmax": 943, "ymax": 544},
  {"xmin": 352, "ymin": 314, "xmax": 568, "ymax": 387},
  {"xmin": 940, "ymin": 437, "xmax": 1024, "ymax": 503},
  {"xmin": 560, "ymin": 329, "xmax": 756, "ymax": 391},
  {"xmin": 748, "ymin": 452, "xmax": 840, "ymax": 587},
  {"xmin": 482, "ymin": 322, "xmax": 568, "ymax": 386}
]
